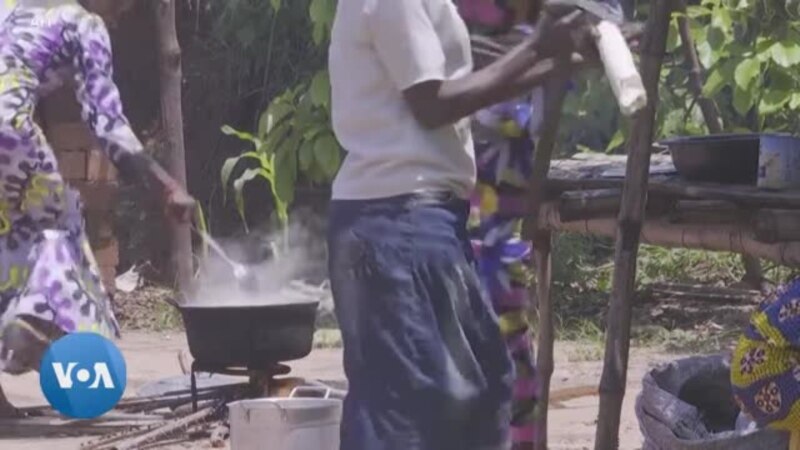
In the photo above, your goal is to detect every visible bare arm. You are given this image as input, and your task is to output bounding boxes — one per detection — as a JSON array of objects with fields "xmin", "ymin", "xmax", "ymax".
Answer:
[
  {"xmin": 363, "ymin": 0, "xmax": 593, "ymax": 129},
  {"xmin": 405, "ymin": 46, "xmax": 584, "ymax": 129},
  {"xmin": 71, "ymin": 11, "xmax": 186, "ymax": 199}
]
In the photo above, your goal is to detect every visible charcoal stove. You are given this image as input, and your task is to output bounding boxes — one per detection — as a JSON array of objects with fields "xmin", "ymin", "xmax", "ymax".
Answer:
[{"xmin": 189, "ymin": 361, "xmax": 293, "ymax": 411}]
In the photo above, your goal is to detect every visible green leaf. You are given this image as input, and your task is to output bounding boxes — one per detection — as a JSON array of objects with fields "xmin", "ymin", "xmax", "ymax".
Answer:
[
  {"xmin": 220, "ymin": 152, "xmax": 263, "ymax": 203},
  {"xmin": 733, "ymin": 85, "xmax": 755, "ymax": 115},
  {"xmin": 771, "ymin": 67, "xmax": 795, "ymax": 91},
  {"xmin": 707, "ymin": 27, "xmax": 727, "ymax": 51},
  {"xmin": 702, "ymin": 67, "xmax": 727, "ymax": 97},
  {"xmin": 769, "ymin": 41, "xmax": 800, "ymax": 68},
  {"xmin": 667, "ymin": 19, "xmax": 680, "ymax": 53},
  {"xmin": 687, "ymin": 5, "xmax": 713, "ymax": 17},
  {"xmin": 312, "ymin": 133, "xmax": 342, "ymax": 180},
  {"xmin": 309, "ymin": 0, "xmax": 334, "ymax": 45},
  {"xmin": 696, "ymin": 40, "xmax": 715, "ymax": 69},
  {"xmin": 232, "ymin": 168, "xmax": 271, "ymax": 227},
  {"xmin": 273, "ymin": 134, "xmax": 300, "ymax": 206},
  {"xmin": 710, "ymin": 7, "xmax": 732, "ymax": 30},
  {"xmin": 606, "ymin": 129, "xmax": 625, "ymax": 152},
  {"xmin": 755, "ymin": 37, "xmax": 772, "ymax": 60},
  {"xmin": 258, "ymin": 100, "xmax": 294, "ymax": 137},
  {"xmin": 261, "ymin": 120, "xmax": 291, "ymax": 156},
  {"xmin": 221, "ymin": 157, "xmax": 238, "ymax": 199},
  {"xmin": 759, "ymin": 89, "xmax": 790, "ymax": 114},
  {"xmin": 789, "ymin": 93, "xmax": 800, "ymax": 110},
  {"xmin": 270, "ymin": 0, "xmax": 281, "ymax": 11},
  {"xmin": 298, "ymin": 142, "xmax": 315, "ymax": 172},
  {"xmin": 309, "ymin": 71, "xmax": 330, "ymax": 107},
  {"xmin": 734, "ymin": 58, "xmax": 761, "ymax": 89},
  {"xmin": 221, "ymin": 125, "xmax": 263, "ymax": 148}
]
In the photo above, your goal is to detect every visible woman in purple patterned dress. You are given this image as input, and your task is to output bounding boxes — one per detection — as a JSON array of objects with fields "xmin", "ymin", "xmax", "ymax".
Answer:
[
  {"xmin": 457, "ymin": 2, "xmax": 544, "ymax": 447},
  {"xmin": 0, "ymin": 0, "xmax": 195, "ymax": 415}
]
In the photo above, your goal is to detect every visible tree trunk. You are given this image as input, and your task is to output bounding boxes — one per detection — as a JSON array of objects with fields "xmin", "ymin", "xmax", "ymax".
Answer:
[
  {"xmin": 154, "ymin": 0, "xmax": 193, "ymax": 298},
  {"xmin": 594, "ymin": 1, "xmax": 674, "ymax": 448}
]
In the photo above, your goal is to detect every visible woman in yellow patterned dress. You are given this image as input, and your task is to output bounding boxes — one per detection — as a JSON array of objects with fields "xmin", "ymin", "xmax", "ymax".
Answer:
[{"xmin": 732, "ymin": 279, "xmax": 800, "ymax": 431}]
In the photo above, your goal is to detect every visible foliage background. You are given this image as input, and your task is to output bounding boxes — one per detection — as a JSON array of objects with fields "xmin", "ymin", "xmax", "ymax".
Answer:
[{"xmin": 113, "ymin": 0, "xmax": 800, "ymax": 318}]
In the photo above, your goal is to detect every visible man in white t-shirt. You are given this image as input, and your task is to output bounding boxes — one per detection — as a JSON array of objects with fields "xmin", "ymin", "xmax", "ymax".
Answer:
[{"xmin": 327, "ymin": 1, "xmax": 592, "ymax": 448}]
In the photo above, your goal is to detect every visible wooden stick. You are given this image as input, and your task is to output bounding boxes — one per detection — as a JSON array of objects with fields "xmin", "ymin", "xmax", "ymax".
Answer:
[
  {"xmin": 594, "ymin": 1, "xmax": 674, "ymax": 448},
  {"xmin": 154, "ymin": 0, "xmax": 193, "ymax": 298},
  {"xmin": 559, "ymin": 189, "xmax": 623, "ymax": 221},
  {"xmin": 522, "ymin": 76, "xmax": 571, "ymax": 242},
  {"xmin": 533, "ymin": 230, "xmax": 553, "ymax": 450},
  {"xmin": 545, "ymin": 177, "xmax": 800, "ymax": 210},
  {"xmin": 538, "ymin": 202, "xmax": 800, "ymax": 267},
  {"xmin": 754, "ymin": 209, "xmax": 800, "ymax": 243},
  {"xmin": 558, "ymin": 189, "xmax": 674, "ymax": 222},
  {"xmin": 113, "ymin": 406, "xmax": 214, "ymax": 450},
  {"xmin": 677, "ymin": 0, "xmax": 723, "ymax": 134},
  {"xmin": 790, "ymin": 431, "xmax": 800, "ymax": 450},
  {"xmin": 669, "ymin": 200, "xmax": 751, "ymax": 225},
  {"xmin": 523, "ymin": 61, "xmax": 571, "ymax": 450}
]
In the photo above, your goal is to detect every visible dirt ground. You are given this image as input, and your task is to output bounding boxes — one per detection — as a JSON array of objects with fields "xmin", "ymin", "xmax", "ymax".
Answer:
[{"xmin": 0, "ymin": 331, "xmax": 687, "ymax": 450}]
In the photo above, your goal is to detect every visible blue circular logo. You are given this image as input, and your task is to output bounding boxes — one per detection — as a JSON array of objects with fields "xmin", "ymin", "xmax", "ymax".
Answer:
[{"xmin": 39, "ymin": 333, "xmax": 127, "ymax": 419}]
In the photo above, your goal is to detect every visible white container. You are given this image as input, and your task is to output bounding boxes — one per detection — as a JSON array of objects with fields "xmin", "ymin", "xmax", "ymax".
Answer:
[
  {"xmin": 228, "ymin": 395, "xmax": 342, "ymax": 450},
  {"xmin": 594, "ymin": 20, "xmax": 648, "ymax": 117},
  {"xmin": 757, "ymin": 134, "xmax": 800, "ymax": 190}
]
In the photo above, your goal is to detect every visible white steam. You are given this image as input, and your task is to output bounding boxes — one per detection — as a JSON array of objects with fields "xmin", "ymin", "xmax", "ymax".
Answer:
[{"xmin": 188, "ymin": 223, "xmax": 327, "ymax": 307}]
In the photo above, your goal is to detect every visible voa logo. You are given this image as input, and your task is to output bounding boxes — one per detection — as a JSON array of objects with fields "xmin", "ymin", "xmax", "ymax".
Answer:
[
  {"xmin": 40, "ymin": 333, "xmax": 127, "ymax": 419},
  {"xmin": 51, "ymin": 361, "xmax": 116, "ymax": 389}
]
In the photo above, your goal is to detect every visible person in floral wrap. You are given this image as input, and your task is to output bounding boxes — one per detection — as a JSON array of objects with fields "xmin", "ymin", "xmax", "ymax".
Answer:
[
  {"xmin": 732, "ymin": 278, "xmax": 800, "ymax": 431},
  {"xmin": 0, "ymin": 0, "xmax": 195, "ymax": 416},
  {"xmin": 456, "ymin": 1, "xmax": 545, "ymax": 448}
]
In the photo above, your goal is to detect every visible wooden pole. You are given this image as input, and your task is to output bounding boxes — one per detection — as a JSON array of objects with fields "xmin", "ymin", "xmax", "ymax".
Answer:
[
  {"xmin": 537, "ymin": 202, "xmax": 800, "ymax": 267},
  {"xmin": 754, "ymin": 209, "xmax": 800, "ymax": 243},
  {"xmin": 677, "ymin": 0, "xmax": 766, "ymax": 290},
  {"xmin": 559, "ymin": 188, "xmax": 622, "ymax": 221},
  {"xmin": 524, "ymin": 80, "xmax": 571, "ymax": 238},
  {"xmin": 594, "ymin": 1, "xmax": 674, "ymax": 448},
  {"xmin": 677, "ymin": 0, "xmax": 723, "ymax": 135},
  {"xmin": 790, "ymin": 431, "xmax": 800, "ymax": 450},
  {"xmin": 523, "ymin": 71, "xmax": 570, "ymax": 450},
  {"xmin": 154, "ymin": 0, "xmax": 193, "ymax": 298},
  {"xmin": 532, "ymin": 230, "xmax": 553, "ymax": 450}
]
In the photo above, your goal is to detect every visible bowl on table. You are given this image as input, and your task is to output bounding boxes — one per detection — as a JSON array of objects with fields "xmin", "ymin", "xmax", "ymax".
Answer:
[{"xmin": 660, "ymin": 134, "xmax": 762, "ymax": 185}]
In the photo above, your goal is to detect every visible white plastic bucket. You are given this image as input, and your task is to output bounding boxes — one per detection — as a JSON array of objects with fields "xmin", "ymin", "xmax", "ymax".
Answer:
[{"xmin": 228, "ymin": 393, "xmax": 342, "ymax": 450}]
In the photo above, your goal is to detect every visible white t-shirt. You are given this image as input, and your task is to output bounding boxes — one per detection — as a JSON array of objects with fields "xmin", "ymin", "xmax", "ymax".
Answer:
[{"xmin": 328, "ymin": 0, "xmax": 476, "ymax": 200}]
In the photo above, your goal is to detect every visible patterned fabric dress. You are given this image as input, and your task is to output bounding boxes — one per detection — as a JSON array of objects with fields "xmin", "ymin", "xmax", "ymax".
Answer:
[
  {"xmin": 0, "ymin": 2, "xmax": 143, "ymax": 374},
  {"xmin": 731, "ymin": 278, "xmax": 800, "ymax": 431},
  {"xmin": 469, "ymin": 86, "xmax": 545, "ymax": 444}
]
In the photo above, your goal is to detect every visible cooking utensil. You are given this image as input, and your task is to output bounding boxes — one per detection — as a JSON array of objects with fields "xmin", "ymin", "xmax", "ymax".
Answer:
[
  {"xmin": 661, "ymin": 134, "xmax": 761, "ymax": 184},
  {"xmin": 549, "ymin": 0, "xmax": 646, "ymax": 116},
  {"xmin": 192, "ymin": 225, "xmax": 259, "ymax": 292},
  {"xmin": 179, "ymin": 300, "xmax": 319, "ymax": 368}
]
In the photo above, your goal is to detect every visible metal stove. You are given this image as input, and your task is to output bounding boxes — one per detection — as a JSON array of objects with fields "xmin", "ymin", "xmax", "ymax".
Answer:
[{"xmin": 189, "ymin": 361, "xmax": 292, "ymax": 411}]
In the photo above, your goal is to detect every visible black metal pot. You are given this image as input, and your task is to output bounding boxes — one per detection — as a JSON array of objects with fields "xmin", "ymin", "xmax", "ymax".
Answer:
[
  {"xmin": 179, "ymin": 300, "xmax": 319, "ymax": 369},
  {"xmin": 661, "ymin": 134, "xmax": 761, "ymax": 184}
]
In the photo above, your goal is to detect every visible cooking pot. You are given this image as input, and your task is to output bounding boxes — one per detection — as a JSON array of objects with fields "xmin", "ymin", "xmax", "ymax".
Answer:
[{"xmin": 179, "ymin": 300, "xmax": 319, "ymax": 368}]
